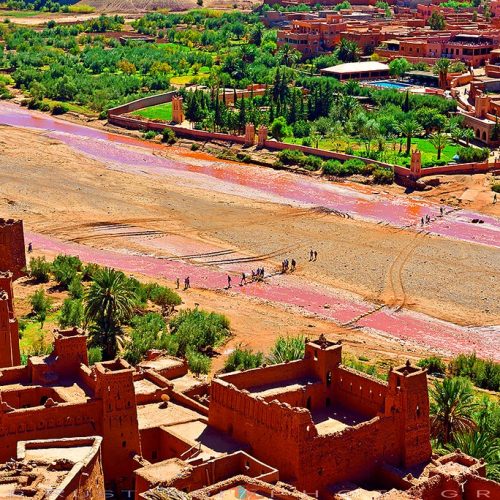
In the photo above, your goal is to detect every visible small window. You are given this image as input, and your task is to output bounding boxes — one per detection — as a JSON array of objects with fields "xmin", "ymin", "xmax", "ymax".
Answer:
[
  {"xmin": 326, "ymin": 371, "xmax": 332, "ymax": 386},
  {"xmin": 122, "ymin": 441, "xmax": 126, "ymax": 448}
]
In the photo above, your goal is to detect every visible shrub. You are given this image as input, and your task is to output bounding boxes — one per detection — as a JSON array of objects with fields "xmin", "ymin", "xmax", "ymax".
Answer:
[
  {"xmin": 68, "ymin": 275, "xmax": 84, "ymax": 299},
  {"xmin": 28, "ymin": 256, "xmax": 51, "ymax": 283},
  {"xmin": 51, "ymin": 255, "xmax": 82, "ymax": 289},
  {"xmin": 81, "ymin": 263, "xmax": 100, "ymax": 281},
  {"xmin": 343, "ymin": 356, "xmax": 381, "ymax": 378},
  {"xmin": 51, "ymin": 103, "xmax": 68, "ymax": 115},
  {"xmin": 278, "ymin": 149, "xmax": 307, "ymax": 165},
  {"xmin": 343, "ymin": 159, "xmax": 366, "ymax": 175},
  {"xmin": 449, "ymin": 353, "xmax": 500, "ymax": 392},
  {"xmin": 303, "ymin": 154, "xmax": 323, "ymax": 171},
  {"xmin": 186, "ymin": 349, "xmax": 211, "ymax": 375},
  {"xmin": 267, "ymin": 335, "xmax": 305, "ymax": 364},
  {"xmin": 88, "ymin": 347, "xmax": 103, "ymax": 365},
  {"xmin": 143, "ymin": 130, "xmax": 157, "ymax": 140},
  {"xmin": 323, "ymin": 159, "xmax": 343, "ymax": 176},
  {"xmin": 191, "ymin": 143, "xmax": 200, "ymax": 151},
  {"xmin": 123, "ymin": 313, "xmax": 173, "ymax": 365},
  {"xmin": 59, "ymin": 298, "xmax": 84, "ymax": 329},
  {"xmin": 457, "ymin": 146, "xmax": 489, "ymax": 163},
  {"xmin": 372, "ymin": 167, "xmax": 394, "ymax": 184},
  {"xmin": 292, "ymin": 120, "xmax": 311, "ymax": 138},
  {"xmin": 417, "ymin": 356, "xmax": 446, "ymax": 374},
  {"xmin": 29, "ymin": 289, "xmax": 52, "ymax": 326},
  {"xmin": 162, "ymin": 128, "xmax": 176, "ymax": 144},
  {"xmin": 301, "ymin": 137, "xmax": 312, "ymax": 147},
  {"xmin": 147, "ymin": 284, "xmax": 182, "ymax": 309},
  {"xmin": 492, "ymin": 183, "xmax": 500, "ymax": 194},
  {"xmin": 224, "ymin": 346, "xmax": 264, "ymax": 372},
  {"xmin": 169, "ymin": 308, "xmax": 230, "ymax": 356}
]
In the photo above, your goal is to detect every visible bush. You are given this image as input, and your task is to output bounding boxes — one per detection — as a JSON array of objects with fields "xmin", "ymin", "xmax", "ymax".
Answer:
[
  {"xmin": 224, "ymin": 346, "xmax": 264, "ymax": 372},
  {"xmin": 143, "ymin": 130, "xmax": 157, "ymax": 140},
  {"xmin": 59, "ymin": 298, "xmax": 84, "ymax": 328},
  {"xmin": 186, "ymin": 349, "xmax": 211, "ymax": 375},
  {"xmin": 278, "ymin": 149, "xmax": 323, "ymax": 170},
  {"xmin": 457, "ymin": 146, "xmax": 489, "ymax": 163},
  {"xmin": 123, "ymin": 313, "xmax": 173, "ymax": 365},
  {"xmin": 51, "ymin": 254, "xmax": 82, "ymax": 289},
  {"xmin": 343, "ymin": 159, "xmax": 366, "ymax": 175},
  {"xmin": 372, "ymin": 167, "xmax": 394, "ymax": 184},
  {"xmin": 88, "ymin": 347, "xmax": 103, "ymax": 365},
  {"xmin": 492, "ymin": 183, "xmax": 500, "ymax": 194},
  {"xmin": 51, "ymin": 103, "xmax": 69, "ymax": 115},
  {"xmin": 147, "ymin": 284, "xmax": 182, "ymax": 309},
  {"xmin": 303, "ymin": 154, "xmax": 323, "ymax": 171},
  {"xmin": 162, "ymin": 128, "xmax": 176, "ymax": 144},
  {"xmin": 292, "ymin": 120, "xmax": 311, "ymax": 138},
  {"xmin": 29, "ymin": 289, "xmax": 52, "ymax": 326},
  {"xmin": 81, "ymin": 263, "xmax": 100, "ymax": 281},
  {"xmin": 323, "ymin": 159, "xmax": 344, "ymax": 176},
  {"xmin": 267, "ymin": 335, "xmax": 305, "ymax": 364},
  {"xmin": 68, "ymin": 275, "xmax": 84, "ymax": 299},
  {"xmin": 449, "ymin": 353, "xmax": 500, "ymax": 392},
  {"xmin": 417, "ymin": 356, "xmax": 446, "ymax": 374},
  {"xmin": 28, "ymin": 256, "xmax": 52, "ymax": 283},
  {"xmin": 301, "ymin": 137, "xmax": 312, "ymax": 147},
  {"xmin": 169, "ymin": 308, "xmax": 230, "ymax": 356}
]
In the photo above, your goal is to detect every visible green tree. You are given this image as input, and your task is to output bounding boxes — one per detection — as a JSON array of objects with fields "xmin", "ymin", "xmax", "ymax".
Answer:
[
  {"xmin": 337, "ymin": 38, "xmax": 359, "ymax": 63},
  {"xmin": 397, "ymin": 118, "xmax": 423, "ymax": 155},
  {"xmin": 429, "ymin": 131, "xmax": 449, "ymax": 160},
  {"xmin": 434, "ymin": 58, "xmax": 451, "ymax": 89},
  {"xmin": 29, "ymin": 289, "xmax": 52, "ymax": 328},
  {"xmin": 429, "ymin": 11, "xmax": 446, "ymax": 30},
  {"xmin": 270, "ymin": 116, "xmax": 291, "ymax": 141},
  {"xmin": 388, "ymin": 58, "xmax": 411, "ymax": 78},
  {"xmin": 84, "ymin": 267, "xmax": 137, "ymax": 359},
  {"xmin": 430, "ymin": 377, "xmax": 477, "ymax": 444}
]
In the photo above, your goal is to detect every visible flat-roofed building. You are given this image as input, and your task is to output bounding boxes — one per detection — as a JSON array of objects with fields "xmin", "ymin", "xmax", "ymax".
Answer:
[{"xmin": 320, "ymin": 61, "xmax": 390, "ymax": 80}]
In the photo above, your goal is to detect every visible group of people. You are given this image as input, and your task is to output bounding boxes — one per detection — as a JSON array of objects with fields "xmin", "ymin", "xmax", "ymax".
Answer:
[
  {"xmin": 281, "ymin": 259, "xmax": 296, "ymax": 273},
  {"xmin": 176, "ymin": 277, "xmax": 190, "ymax": 290},
  {"xmin": 420, "ymin": 214, "xmax": 432, "ymax": 226},
  {"xmin": 309, "ymin": 249, "xmax": 318, "ymax": 261}
]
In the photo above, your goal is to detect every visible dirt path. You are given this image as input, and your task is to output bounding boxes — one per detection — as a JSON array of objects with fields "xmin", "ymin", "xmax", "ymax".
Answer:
[{"xmin": 1, "ymin": 103, "xmax": 499, "ymax": 362}]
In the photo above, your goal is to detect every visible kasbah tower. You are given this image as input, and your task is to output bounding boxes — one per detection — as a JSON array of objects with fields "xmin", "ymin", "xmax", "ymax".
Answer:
[{"xmin": 0, "ymin": 220, "xmax": 499, "ymax": 499}]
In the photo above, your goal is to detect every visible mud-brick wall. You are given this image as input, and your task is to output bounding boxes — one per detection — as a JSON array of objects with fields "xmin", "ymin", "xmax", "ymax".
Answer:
[
  {"xmin": 0, "ymin": 401, "xmax": 102, "ymax": 462},
  {"xmin": 208, "ymin": 381, "xmax": 313, "ymax": 482},
  {"xmin": 0, "ymin": 219, "xmax": 26, "ymax": 280},
  {"xmin": 298, "ymin": 417, "xmax": 400, "ymax": 495},
  {"xmin": 108, "ymin": 92, "xmax": 176, "ymax": 116},
  {"xmin": 332, "ymin": 367, "xmax": 388, "ymax": 416}
]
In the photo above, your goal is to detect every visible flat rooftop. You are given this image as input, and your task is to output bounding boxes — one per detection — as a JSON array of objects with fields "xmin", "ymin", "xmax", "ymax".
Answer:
[
  {"xmin": 322, "ymin": 61, "xmax": 389, "ymax": 74},
  {"xmin": 311, "ymin": 404, "xmax": 371, "ymax": 435},
  {"xmin": 137, "ymin": 401, "xmax": 205, "ymax": 430},
  {"xmin": 246, "ymin": 376, "xmax": 321, "ymax": 398}
]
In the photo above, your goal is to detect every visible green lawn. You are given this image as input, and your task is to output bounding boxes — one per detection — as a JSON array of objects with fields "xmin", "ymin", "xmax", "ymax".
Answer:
[
  {"xmin": 170, "ymin": 73, "xmax": 209, "ymax": 85},
  {"xmin": 132, "ymin": 102, "xmax": 173, "ymax": 122},
  {"xmin": 0, "ymin": 10, "xmax": 40, "ymax": 18},
  {"xmin": 283, "ymin": 136, "xmax": 459, "ymax": 168}
]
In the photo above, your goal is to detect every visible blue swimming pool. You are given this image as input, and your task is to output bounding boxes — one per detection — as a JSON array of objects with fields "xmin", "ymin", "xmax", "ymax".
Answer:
[{"xmin": 367, "ymin": 80, "xmax": 412, "ymax": 89}]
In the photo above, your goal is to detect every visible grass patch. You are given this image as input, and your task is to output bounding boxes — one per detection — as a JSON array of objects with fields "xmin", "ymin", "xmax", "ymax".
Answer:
[
  {"xmin": 132, "ymin": 102, "xmax": 173, "ymax": 122},
  {"xmin": 0, "ymin": 10, "xmax": 40, "ymax": 18},
  {"xmin": 68, "ymin": 5, "xmax": 95, "ymax": 13}
]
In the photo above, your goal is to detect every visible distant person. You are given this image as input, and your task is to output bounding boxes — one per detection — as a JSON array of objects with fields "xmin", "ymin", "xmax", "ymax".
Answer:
[
  {"xmin": 309, "ymin": 249, "xmax": 314, "ymax": 261},
  {"xmin": 291, "ymin": 259, "xmax": 296, "ymax": 272},
  {"xmin": 494, "ymin": 193, "xmax": 497, "ymax": 204},
  {"xmin": 227, "ymin": 275, "xmax": 232, "ymax": 288},
  {"xmin": 27, "ymin": 242, "xmax": 33, "ymax": 253},
  {"xmin": 176, "ymin": 277, "xmax": 180, "ymax": 290},
  {"xmin": 421, "ymin": 217, "xmax": 424, "ymax": 226},
  {"xmin": 240, "ymin": 272, "xmax": 246, "ymax": 286},
  {"xmin": 314, "ymin": 250, "xmax": 318, "ymax": 261},
  {"xmin": 184, "ymin": 277, "xmax": 190, "ymax": 290},
  {"xmin": 440, "ymin": 207, "xmax": 444, "ymax": 216}
]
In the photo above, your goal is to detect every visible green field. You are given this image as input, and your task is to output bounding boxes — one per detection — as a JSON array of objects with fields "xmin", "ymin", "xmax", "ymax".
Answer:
[
  {"xmin": 0, "ymin": 9, "xmax": 40, "ymax": 18},
  {"xmin": 132, "ymin": 102, "xmax": 173, "ymax": 122},
  {"xmin": 284, "ymin": 136, "xmax": 459, "ymax": 168}
]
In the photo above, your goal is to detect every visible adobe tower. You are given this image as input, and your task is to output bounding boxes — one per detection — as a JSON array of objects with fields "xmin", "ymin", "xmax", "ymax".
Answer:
[
  {"xmin": 0, "ymin": 219, "xmax": 26, "ymax": 280},
  {"xmin": 0, "ymin": 271, "xmax": 21, "ymax": 368}
]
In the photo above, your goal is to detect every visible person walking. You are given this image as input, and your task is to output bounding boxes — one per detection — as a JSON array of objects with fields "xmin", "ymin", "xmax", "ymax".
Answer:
[
  {"xmin": 176, "ymin": 277, "xmax": 180, "ymax": 290},
  {"xmin": 27, "ymin": 242, "xmax": 33, "ymax": 253},
  {"xmin": 227, "ymin": 275, "xmax": 232, "ymax": 288},
  {"xmin": 291, "ymin": 259, "xmax": 296, "ymax": 272},
  {"xmin": 313, "ymin": 250, "xmax": 318, "ymax": 261},
  {"xmin": 184, "ymin": 277, "xmax": 190, "ymax": 290},
  {"xmin": 241, "ymin": 272, "xmax": 246, "ymax": 286},
  {"xmin": 494, "ymin": 193, "xmax": 498, "ymax": 204},
  {"xmin": 309, "ymin": 249, "xmax": 314, "ymax": 261}
]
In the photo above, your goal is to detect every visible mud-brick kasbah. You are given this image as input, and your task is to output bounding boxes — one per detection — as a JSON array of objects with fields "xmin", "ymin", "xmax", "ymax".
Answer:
[{"xmin": 0, "ymin": 218, "xmax": 498, "ymax": 499}]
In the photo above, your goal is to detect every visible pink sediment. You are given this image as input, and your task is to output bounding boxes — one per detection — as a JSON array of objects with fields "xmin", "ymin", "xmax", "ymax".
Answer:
[
  {"xmin": 0, "ymin": 102, "xmax": 499, "ymax": 248},
  {"xmin": 26, "ymin": 231, "xmax": 500, "ymax": 360}
]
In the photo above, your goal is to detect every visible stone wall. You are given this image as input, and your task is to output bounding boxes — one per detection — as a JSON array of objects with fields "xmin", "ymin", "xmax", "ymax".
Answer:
[{"xmin": 0, "ymin": 219, "xmax": 26, "ymax": 280}]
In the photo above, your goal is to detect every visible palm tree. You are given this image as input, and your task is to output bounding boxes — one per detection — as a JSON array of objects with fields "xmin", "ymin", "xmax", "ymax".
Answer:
[
  {"xmin": 430, "ymin": 377, "xmax": 477, "ymax": 444},
  {"xmin": 337, "ymin": 38, "xmax": 359, "ymax": 63},
  {"xmin": 463, "ymin": 127, "xmax": 475, "ymax": 146},
  {"xmin": 278, "ymin": 44, "xmax": 301, "ymax": 67},
  {"xmin": 429, "ymin": 131, "xmax": 449, "ymax": 160},
  {"xmin": 84, "ymin": 267, "xmax": 136, "ymax": 359},
  {"xmin": 397, "ymin": 118, "xmax": 423, "ymax": 155},
  {"xmin": 445, "ymin": 432, "xmax": 500, "ymax": 481},
  {"xmin": 434, "ymin": 58, "xmax": 451, "ymax": 89}
]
